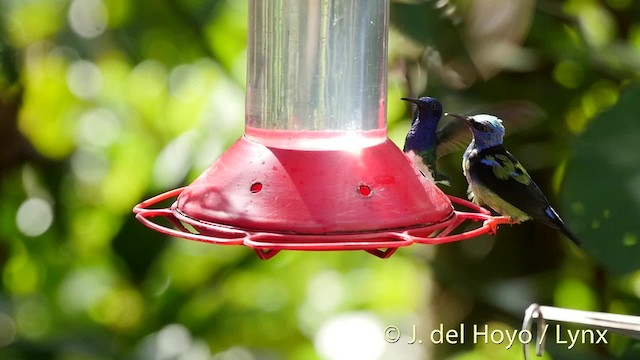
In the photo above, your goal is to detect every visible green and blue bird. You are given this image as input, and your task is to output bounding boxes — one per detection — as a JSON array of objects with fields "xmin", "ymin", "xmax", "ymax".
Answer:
[
  {"xmin": 402, "ymin": 96, "xmax": 470, "ymax": 185},
  {"xmin": 448, "ymin": 113, "xmax": 582, "ymax": 247}
]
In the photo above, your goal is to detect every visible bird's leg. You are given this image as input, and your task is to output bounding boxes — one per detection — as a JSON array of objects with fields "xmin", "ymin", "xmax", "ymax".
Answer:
[{"xmin": 484, "ymin": 216, "xmax": 513, "ymax": 235}]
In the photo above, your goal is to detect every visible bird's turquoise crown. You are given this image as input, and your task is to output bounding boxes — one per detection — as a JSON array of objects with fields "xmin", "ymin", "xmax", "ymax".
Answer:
[{"xmin": 465, "ymin": 114, "xmax": 505, "ymax": 151}]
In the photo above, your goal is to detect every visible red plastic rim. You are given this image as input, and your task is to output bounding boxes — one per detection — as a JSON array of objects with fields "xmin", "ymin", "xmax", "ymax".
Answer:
[
  {"xmin": 175, "ymin": 136, "xmax": 455, "ymax": 235},
  {"xmin": 133, "ymin": 188, "xmax": 512, "ymax": 260}
]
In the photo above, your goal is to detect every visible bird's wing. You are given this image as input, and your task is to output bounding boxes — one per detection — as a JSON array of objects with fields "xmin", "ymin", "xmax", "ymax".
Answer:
[
  {"xmin": 472, "ymin": 100, "xmax": 545, "ymax": 131},
  {"xmin": 471, "ymin": 147, "xmax": 582, "ymax": 246},
  {"xmin": 437, "ymin": 100, "xmax": 545, "ymax": 159},
  {"xmin": 435, "ymin": 117, "xmax": 471, "ymax": 159},
  {"xmin": 470, "ymin": 146, "xmax": 553, "ymax": 222}
]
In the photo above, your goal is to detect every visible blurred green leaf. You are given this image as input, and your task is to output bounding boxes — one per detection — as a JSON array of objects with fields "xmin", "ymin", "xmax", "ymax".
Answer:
[
  {"xmin": 390, "ymin": 1, "xmax": 467, "ymax": 61},
  {"xmin": 563, "ymin": 86, "xmax": 640, "ymax": 274}
]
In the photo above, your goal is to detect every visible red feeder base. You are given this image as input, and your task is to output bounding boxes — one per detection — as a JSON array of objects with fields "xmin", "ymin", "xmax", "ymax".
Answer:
[{"xmin": 134, "ymin": 135, "xmax": 510, "ymax": 259}]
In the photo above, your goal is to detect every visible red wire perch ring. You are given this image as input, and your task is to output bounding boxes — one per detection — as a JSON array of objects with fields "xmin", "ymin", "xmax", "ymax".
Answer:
[
  {"xmin": 133, "ymin": 188, "xmax": 247, "ymax": 245},
  {"xmin": 134, "ymin": 188, "xmax": 511, "ymax": 260}
]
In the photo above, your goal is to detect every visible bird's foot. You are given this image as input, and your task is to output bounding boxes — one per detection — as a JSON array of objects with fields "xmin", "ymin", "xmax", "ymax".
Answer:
[{"xmin": 484, "ymin": 216, "xmax": 513, "ymax": 235}]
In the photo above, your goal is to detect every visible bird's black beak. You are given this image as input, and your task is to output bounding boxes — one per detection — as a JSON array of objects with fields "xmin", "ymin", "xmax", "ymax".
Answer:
[
  {"xmin": 401, "ymin": 97, "xmax": 420, "ymax": 105},
  {"xmin": 445, "ymin": 113, "xmax": 472, "ymax": 125}
]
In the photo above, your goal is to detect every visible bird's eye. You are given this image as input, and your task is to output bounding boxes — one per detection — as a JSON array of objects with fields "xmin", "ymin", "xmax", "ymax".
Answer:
[{"xmin": 474, "ymin": 123, "xmax": 489, "ymax": 132}]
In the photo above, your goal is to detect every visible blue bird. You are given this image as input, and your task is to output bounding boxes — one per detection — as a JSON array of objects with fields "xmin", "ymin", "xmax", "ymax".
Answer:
[
  {"xmin": 448, "ymin": 113, "xmax": 582, "ymax": 247},
  {"xmin": 402, "ymin": 97, "xmax": 468, "ymax": 185}
]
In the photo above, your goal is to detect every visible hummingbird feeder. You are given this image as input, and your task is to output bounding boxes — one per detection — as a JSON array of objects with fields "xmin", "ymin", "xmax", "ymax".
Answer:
[{"xmin": 134, "ymin": 0, "xmax": 510, "ymax": 259}]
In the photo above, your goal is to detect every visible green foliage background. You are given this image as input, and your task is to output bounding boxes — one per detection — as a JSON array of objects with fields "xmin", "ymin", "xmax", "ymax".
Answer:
[{"xmin": 1, "ymin": 0, "xmax": 639, "ymax": 359}]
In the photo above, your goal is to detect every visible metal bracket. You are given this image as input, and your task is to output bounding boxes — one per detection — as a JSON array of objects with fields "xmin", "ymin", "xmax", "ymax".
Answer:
[{"xmin": 522, "ymin": 304, "xmax": 640, "ymax": 359}]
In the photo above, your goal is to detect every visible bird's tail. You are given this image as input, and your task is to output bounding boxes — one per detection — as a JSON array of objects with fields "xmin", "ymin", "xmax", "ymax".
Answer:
[
  {"xmin": 558, "ymin": 222, "xmax": 582, "ymax": 247},
  {"xmin": 544, "ymin": 206, "xmax": 582, "ymax": 247}
]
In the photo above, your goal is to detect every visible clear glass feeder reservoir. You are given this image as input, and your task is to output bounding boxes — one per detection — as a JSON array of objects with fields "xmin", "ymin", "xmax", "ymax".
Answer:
[
  {"xmin": 134, "ymin": 0, "xmax": 508, "ymax": 259},
  {"xmin": 245, "ymin": 0, "xmax": 387, "ymax": 147}
]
